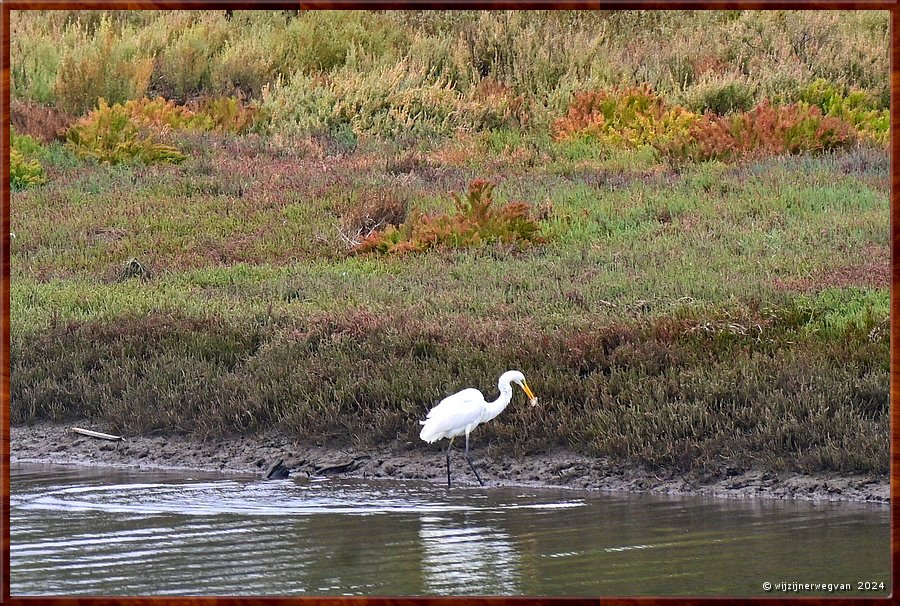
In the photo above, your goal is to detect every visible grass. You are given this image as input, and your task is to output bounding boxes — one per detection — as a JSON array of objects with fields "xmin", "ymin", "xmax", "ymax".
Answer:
[
  {"xmin": 10, "ymin": 132, "xmax": 888, "ymax": 475},
  {"xmin": 9, "ymin": 10, "xmax": 890, "ymax": 478},
  {"xmin": 11, "ymin": 11, "xmax": 889, "ymax": 133}
]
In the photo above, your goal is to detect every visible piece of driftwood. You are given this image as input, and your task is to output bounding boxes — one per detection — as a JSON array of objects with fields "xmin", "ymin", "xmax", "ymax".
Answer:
[
  {"xmin": 313, "ymin": 455, "xmax": 370, "ymax": 475},
  {"xmin": 71, "ymin": 427, "xmax": 125, "ymax": 442},
  {"xmin": 265, "ymin": 459, "xmax": 290, "ymax": 480}
]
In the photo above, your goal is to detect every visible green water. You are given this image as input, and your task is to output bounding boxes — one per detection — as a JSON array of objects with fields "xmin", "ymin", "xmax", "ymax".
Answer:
[{"xmin": 10, "ymin": 463, "xmax": 890, "ymax": 596}]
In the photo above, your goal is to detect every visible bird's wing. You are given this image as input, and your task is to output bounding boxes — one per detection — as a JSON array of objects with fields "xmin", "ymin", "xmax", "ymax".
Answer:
[
  {"xmin": 424, "ymin": 388, "xmax": 484, "ymax": 420},
  {"xmin": 419, "ymin": 388, "xmax": 486, "ymax": 442}
]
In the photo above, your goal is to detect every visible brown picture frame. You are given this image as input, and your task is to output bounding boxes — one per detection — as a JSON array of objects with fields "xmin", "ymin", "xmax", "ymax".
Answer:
[{"xmin": 1, "ymin": 2, "xmax": 895, "ymax": 603}]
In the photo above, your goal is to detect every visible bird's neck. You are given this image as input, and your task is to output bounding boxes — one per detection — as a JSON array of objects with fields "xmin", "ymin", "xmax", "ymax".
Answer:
[{"xmin": 484, "ymin": 381, "xmax": 514, "ymax": 422}]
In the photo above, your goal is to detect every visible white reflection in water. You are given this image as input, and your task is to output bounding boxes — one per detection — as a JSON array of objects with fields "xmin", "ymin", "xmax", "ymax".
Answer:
[{"xmin": 418, "ymin": 515, "xmax": 521, "ymax": 595}]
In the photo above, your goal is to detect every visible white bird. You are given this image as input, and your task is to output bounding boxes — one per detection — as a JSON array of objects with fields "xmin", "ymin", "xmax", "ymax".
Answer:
[{"xmin": 419, "ymin": 370, "xmax": 537, "ymax": 488}]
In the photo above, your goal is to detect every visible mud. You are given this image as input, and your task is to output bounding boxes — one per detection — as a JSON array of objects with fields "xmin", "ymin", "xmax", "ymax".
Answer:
[{"xmin": 10, "ymin": 422, "xmax": 889, "ymax": 504}]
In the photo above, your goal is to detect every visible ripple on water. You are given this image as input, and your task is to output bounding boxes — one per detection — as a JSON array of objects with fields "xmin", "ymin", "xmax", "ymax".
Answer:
[{"xmin": 14, "ymin": 478, "xmax": 587, "ymax": 517}]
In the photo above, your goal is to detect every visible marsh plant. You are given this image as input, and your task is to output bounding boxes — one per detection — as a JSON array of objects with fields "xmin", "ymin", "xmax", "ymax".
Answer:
[{"xmin": 353, "ymin": 179, "xmax": 544, "ymax": 254}]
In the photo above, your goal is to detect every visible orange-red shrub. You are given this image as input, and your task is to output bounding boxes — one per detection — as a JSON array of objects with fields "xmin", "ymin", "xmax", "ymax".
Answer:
[
  {"xmin": 555, "ymin": 87, "xmax": 860, "ymax": 163},
  {"xmin": 662, "ymin": 101, "xmax": 857, "ymax": 162},
  {"xmin": 352, "ymin": 179, "xmax": 545, "ymax": 255}
]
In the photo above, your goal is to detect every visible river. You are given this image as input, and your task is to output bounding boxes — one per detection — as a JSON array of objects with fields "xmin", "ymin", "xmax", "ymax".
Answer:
[{"xmin": 10, "ymin": 462, "xmax": 890, "ymax": 596}]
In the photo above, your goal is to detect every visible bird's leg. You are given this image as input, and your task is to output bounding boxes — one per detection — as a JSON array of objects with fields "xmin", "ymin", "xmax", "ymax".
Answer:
[
  {"xmin": 445, "ymin": 437, "xmax": 454, "ymax": 489},
  {"xmin": 464, "ymin": 432, "xmax": 485, "ymax": 487}
]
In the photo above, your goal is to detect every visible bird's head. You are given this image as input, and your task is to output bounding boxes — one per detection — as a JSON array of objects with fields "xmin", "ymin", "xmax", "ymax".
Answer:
[{"xmin": 503, "ymin": 370, "xmax": 537, "ymax": 405}]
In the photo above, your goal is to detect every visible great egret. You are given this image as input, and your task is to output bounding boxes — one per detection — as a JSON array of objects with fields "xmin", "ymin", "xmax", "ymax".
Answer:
[{"xmin": 419, "ymin": 370, "xmax": 537, "ymax": 488}]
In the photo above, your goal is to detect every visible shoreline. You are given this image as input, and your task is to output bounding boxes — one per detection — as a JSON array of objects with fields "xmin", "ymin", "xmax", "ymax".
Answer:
[{"xmin": 10, "ymin": 422, "xmax": 889, "ymax": 504}]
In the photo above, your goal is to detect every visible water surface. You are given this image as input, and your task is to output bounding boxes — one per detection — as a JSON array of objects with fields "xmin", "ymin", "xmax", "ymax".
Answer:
[{"xmin": 11, "ymin": 463, "xmax": 890, "ymax": 596}]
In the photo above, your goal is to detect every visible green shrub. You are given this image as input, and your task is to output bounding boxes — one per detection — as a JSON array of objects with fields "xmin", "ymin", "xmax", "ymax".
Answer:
[
  {"xmin": 64, "ymin": 96, "xmax": 255, "ymax": 164},
  {"xmin": 681, "ymin": 75, "xmax": 756, "ymax": 114},
  {"xmin": 10, "ymin": 148, "xmax": 47, "ymax": 190},
  {"xmin": 799, "ymin": 79, "xmax": 889, "ymax": 145},
  {"xmin": 331, "ymin": 61, "xmax": 460, "ymax": 138},
  {"xmin": 10, "ymin": 127, "xmax": 49, "ymax": 190},
  {"xmin": 124, "ymin": 96, "xmax": 256, "ymax": 133},
  {"xmin": 212, "ymin": 35, "xmax": 282, "ymax": 98},
  {"xmin": 125, "ymin": 96, "xmax": 214, "ymax": 130},
  {"xmin": 10, "ymin": 35, "xmax": 60, "ymax": 105},
  {"xmin": 257, "ymin": 73, "xmax": 338, "ymax": 136},
  {"xmin": 280, "ymin": 11, "xmax": 407, "ymax": 75},
  {"xmin": 260, "ymin": 61, "xmax": 462, "ymax": 138},
  {"xmin": 53, "ymin": 15, "xmax": 153, "ymax": 115},
  {"xmin": 193, "ymin": 96, "xmax": 258, "ymax": 133},
  {"xmin": 66, "ymin": 98, "xmax": 186, "ymax": 165},
  {"xmin": 156, "ymin": 23, "xmax": 224, "ymax": 101},
  {"xmin": 552, "ymin": 86, "xmax": 698, "ymax": 150},
  {"xmin": 11, "ymin": 128, "xmax": 46, "ymax": 159}
]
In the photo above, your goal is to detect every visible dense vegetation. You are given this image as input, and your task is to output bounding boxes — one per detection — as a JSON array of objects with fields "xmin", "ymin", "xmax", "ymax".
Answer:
[{"xmin": 9, "ymin": 10, "xmax": 889, "ymax": 476}]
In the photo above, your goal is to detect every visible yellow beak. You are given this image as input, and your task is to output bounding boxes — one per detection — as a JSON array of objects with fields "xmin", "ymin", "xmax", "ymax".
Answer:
[{"xmin": 521, "ymin": 380, "xmax": 536, "ymax": 401}]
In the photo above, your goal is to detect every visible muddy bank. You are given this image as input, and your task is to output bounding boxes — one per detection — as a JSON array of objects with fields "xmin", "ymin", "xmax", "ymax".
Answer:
[{"xmin": 10, "ymin": 422, "xmax": 889, "ymax": 504}]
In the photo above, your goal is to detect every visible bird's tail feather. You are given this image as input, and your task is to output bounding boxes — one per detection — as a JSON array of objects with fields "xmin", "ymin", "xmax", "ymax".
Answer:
[{"xmin": 419, "ymin": 422, "xmax": 440, "ymax": 443}]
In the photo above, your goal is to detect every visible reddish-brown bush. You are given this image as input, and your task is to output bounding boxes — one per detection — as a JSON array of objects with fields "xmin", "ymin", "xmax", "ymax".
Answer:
[
  {"xmin": 352, "ymin": 179, "xmax": 545, "ymax": 255},
  {"xmin": 10, "ymin": 99, "xmax": 75, "ymax": 143},
  {"xmin": 338, "ymin": 190, "xmax": 409, "ymax": 249},
  {"xmin": 661, "ymin": 101, "xmax": 857, "ymax": 162}
]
